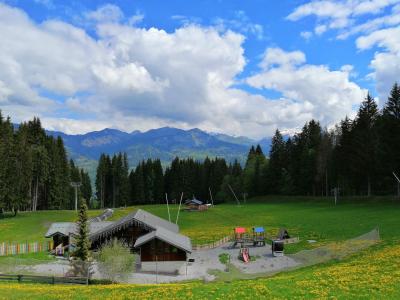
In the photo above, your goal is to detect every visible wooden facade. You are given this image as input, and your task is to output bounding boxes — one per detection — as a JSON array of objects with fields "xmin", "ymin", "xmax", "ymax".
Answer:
[
  {"xmin": 138, "ymin": 239, "xmax": 187, "ymax": 262},
  {"xmin": 90, "ymin": 224, "xmax": 150, "ymax": 251}
]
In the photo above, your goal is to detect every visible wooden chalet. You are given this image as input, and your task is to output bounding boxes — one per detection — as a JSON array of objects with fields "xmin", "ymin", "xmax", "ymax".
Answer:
[
  {"xmin": 184, "ymin": 198, "xmax": 209, "ymax": 211},
  {"xmin": 45, "ymin": 209, "xmax": 192, "ymax": 262}
]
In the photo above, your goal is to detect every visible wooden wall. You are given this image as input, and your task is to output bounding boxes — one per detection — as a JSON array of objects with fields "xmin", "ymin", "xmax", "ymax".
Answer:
[{"xmin": 139, "ymin": 239, "xmax": 187, "ymax": 261}]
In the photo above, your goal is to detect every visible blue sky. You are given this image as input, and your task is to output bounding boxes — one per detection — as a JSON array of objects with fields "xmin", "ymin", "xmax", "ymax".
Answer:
[{"xmin": 0, "ymin": 0, "xmax": 399, "ymax": 137}]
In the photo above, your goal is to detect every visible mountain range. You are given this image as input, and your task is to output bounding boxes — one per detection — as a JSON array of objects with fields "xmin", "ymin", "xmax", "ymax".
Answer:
[{"xmin": 45, "ymin": 126, "xmax": 272, "ymax": 178}]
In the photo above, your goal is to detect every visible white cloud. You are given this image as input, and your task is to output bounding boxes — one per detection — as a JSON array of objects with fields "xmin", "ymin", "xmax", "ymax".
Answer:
[
  {"xmin": 288, "ymin": 0, "xmax": 400, "ymax": 102},
  {"xmin": 315, "ymin": 24, "xmax": 327, "ymax": 35},
  {"xmin": 247, "ymin": 48, "xmax": 367, "ymax": 127},
  {"xmin": 300, "ymin": 31, "xmax": 313, "ymax": 40},
  {"xmin": 259, "ymin": 47, "xmax": 305, "ymax": 70},
  {"xmin": 213, "ymin": 10, "xmax": 264, "ymax": 40},
  {"xmin": 0, "ymin": 3, "xmax": 367, "ymax": 138},
  {"xmin": 355, "ymin": 26, "xmax": 400, "ymax": 99},
  {"xmin": 84, "ymin": 4, "xmax": 124, "ymax": 23},
  {"xmin": 287, "ymin": 0, "xmax": 400, "ymax": 37}
]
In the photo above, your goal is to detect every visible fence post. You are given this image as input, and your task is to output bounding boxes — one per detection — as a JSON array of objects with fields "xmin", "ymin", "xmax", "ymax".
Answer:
[{"xmin": 17, "ymin": 275, "xmax": 22, "ymax": 283}]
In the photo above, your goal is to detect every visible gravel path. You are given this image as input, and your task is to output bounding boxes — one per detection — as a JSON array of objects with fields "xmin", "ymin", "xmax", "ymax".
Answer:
[{"xmin": 25, "ymin": 242, "xmax": 299, "ymax": 284}]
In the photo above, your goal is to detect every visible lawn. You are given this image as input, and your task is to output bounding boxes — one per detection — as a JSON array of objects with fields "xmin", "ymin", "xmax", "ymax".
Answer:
[
  {"xmin": 0, "ymin": 197, "xmax": 399, "ymax": 299},
  {"xmin": 0, "ymin": 242, "xmax": 399, "ymax": 299},
  {"xmin": 1, "ymin": 196, "xmax": 400, "ymax": 248}
]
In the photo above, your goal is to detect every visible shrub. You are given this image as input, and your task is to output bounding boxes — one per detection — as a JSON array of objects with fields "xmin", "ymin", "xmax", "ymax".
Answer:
[
  {"xmin": 219, "ymin": 253, "xmax": 230, "ymax": 264},
  {"xmin": 96, "ymin": 239, "xmax": 135, "ymax": 283}
]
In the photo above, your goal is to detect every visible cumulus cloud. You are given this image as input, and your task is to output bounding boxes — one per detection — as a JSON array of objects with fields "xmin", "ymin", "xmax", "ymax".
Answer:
[
  {"xmin": 0, "ymin": 3, "xmax": 366, "ymax": 138},
  {"xmin": 288, "ymin": 0, "xmax": 400, "ymax": 102},
  {"xmin": 84, "ymin": 4, "xmax": 124, "ymax": 23},
  {"xmin": 247, "ymin": 48, "xmax": 367, "ymax": 126},
  {"xmin": 287, "ymin": 0, "xmax": 400, "ymax": 37},
  {"xmin": 356, "ymin": 26, "xmax": 400, "ymax": 99}
]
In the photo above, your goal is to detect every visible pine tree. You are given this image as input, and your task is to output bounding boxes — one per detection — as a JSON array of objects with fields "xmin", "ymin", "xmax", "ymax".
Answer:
[
  {"xmin": 267, "ymin": 129, "xmax": 286, "ymax": 194},
  {"xmin": 383, "ymin": 82, "xmax": 400, "ymax": 119},
  {"xmin": 74, "ymin": 201, "xmax": 90, "ymax": 261},
  {"xmin": 352, "ymin": 93, "xmax": 379, "ymax": 196},
  {"xmin": 152, "ymin": 159, "xmax": 164, "ymax": 203}
]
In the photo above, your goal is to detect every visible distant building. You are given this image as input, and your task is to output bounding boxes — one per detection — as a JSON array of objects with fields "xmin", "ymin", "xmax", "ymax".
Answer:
[
  {"xmin": 184, "ymin": 198, "xmax": 209, "ymax": 211},
  {"xmin": 45, "ymin": 209, "xmax": 192, "ymax": 262}
]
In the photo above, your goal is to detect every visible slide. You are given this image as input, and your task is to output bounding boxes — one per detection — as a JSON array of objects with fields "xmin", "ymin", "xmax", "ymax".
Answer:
[{"xmin": 242, "ymin": 251, "xmax": 250, "ymax": 263}]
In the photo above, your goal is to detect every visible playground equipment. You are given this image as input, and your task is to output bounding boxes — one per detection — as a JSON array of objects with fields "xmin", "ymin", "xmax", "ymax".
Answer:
[
  {"xmin": 277, "ymin": 228, "xmax": 290, "ymax": 240},
  {"xmin": 272, "ymin": 240, "xmax": 284, "ymax": 257},
  {"xmin": 253, "ymin": 227, "xmax": 266, "ymax": 246},
  {"xmin": 232, "ymin": 227, "xmax": 266, "ymax": 248},
  {"xmin": 239, "ymin": 247, "xmax": 250, "ymax": 263},
  {"xmin": 232, "ymin": 227, "xmax": 247, "ymax": 248}
]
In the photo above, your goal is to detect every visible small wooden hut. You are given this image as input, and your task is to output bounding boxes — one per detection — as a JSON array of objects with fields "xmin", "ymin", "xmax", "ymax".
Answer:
[{"xmin": 184, "ymin": 198, "xmax": 208, "ymax": 211}]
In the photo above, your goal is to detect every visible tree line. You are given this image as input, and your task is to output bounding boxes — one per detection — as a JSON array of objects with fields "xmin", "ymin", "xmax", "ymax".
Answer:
[
  {"xmin": 0, "ymin": 114, "xmax": 91, "ymax": 213},
  {"xmin": 94, "ymin": 155, "xmax": 230, "ymax": 207},
  {"xmin": 237, "ymin": 82, "xmax": 400, "ymax": 198}
]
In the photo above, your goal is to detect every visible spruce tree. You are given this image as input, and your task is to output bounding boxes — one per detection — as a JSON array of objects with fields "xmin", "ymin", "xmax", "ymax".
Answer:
[
  {"xmin": 74, "ymin": 201, "xmax": 90, "ymax": 261},
  {"xmin": 383, "ymin": 82, "xmax": 400, "ymax": 119}
]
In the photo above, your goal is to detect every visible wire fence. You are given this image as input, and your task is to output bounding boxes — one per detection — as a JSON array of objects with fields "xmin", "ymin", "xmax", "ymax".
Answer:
[{"xmin": 0, "ymin": 241, "xmax": 53, "ymax": 256}]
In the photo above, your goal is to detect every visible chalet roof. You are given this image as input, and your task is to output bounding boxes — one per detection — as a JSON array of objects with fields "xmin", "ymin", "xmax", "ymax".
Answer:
[
  {"xmin": 185, "ymin": 199, "xmax": 203, "ymax": 205},
  {"xmin": 89, "ymin": 209, "xmax": 179, "ymax": 241},
  {"xmin": 45, "ymin": 221, "xmax": 113, "ymax": 238},
  {"xmin": 134, "ymin": 226, "xmax": 192, "ymax": 253}
]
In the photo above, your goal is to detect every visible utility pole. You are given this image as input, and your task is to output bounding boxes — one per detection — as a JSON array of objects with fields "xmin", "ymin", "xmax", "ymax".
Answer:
[
  {"xmin": 393, "ymin": 172, "xmax": 400, "ymax": 197},
  {"xmin": 228, "ymin": 184, "xmax": 241, "ymax": 206},
  {"xmin": 70, "ymin": 182, "xmax": 82, "ymax": 211}
]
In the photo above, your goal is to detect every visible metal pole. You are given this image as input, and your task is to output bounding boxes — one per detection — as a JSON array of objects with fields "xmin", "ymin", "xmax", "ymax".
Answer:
[
  {"xmin": 393, "ymin": 172, "xmax": 400, "ymax": 198},
  {"xmin": 176, "ymin": 192, "xmax": 183, "ymax": 225},
  {"xmin": 70, "ymin": 182, "xmax": 81, "ymax": 211},
  {"xmin": 165, "ymin": 193, "xmax": 171, "ymax": 222},
  {"xmin": 228, "ymin": 184, "xmax": 240, "ymax": 205},
  {"xmin": 75, "ymin": 186, "xmax": 78, "ymax": 211},
  {"xmin": 156, "ymin": 255, "xmax": 158, "ymax": 284},
  {"xmin": 209, "ymin": 187, "xmax": 214, "ymax": 206}
]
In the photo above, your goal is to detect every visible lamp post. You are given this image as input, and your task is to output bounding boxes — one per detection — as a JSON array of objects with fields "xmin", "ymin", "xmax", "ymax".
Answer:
[{"xmin": 70, "ymin": 182, "xmax": 82, "ymax": 211}]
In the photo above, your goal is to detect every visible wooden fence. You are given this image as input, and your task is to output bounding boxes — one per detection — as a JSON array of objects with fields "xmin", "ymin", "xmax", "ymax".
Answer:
[
  {"xmin": 0, "ymin": 274, "xmax": 88, "ymax": 285},
  {"xmin": 192, "ymin": 235, "xmax": 232, "ymax": 250},
  {"xmin": 192, "ymin": 235, "xmax": 300, "ymax": 250},
  {"xmin": 0, "ymin": 241, "xmax": 53, "ymax": 256}
]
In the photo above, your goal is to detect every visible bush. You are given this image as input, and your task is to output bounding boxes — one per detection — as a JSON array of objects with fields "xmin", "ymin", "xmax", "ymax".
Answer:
[
  {"xmin": 96, "ymin": 239, "xmax": 135, "ymax": 283},
  {"xmin": 219, "ymin": 253, "xmax": 230, "ymax": 264}
]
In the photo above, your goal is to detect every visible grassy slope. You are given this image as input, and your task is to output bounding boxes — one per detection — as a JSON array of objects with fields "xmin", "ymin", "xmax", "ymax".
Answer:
[
  {"xmin": 0, "ymin": 197, "xmax": 399, "ymax": 299},
  {"xmin": 2, "ymin": 197, "xmax": 399, "ymax": 247},
  {"xmin": 0, "ymin": 243, "xmax": 399, "ymax": 299}
]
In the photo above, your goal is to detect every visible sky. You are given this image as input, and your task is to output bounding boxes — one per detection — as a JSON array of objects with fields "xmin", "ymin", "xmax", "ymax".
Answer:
[{"xmin": 0, "ymin": 0, "xmax": 399, "ymax": 138}]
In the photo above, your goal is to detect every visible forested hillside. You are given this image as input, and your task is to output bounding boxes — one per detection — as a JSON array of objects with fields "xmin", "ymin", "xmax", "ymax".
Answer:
[
  {"xmin": 1, "ymin": 83, "xmax": 400, "ymax": 210},
  {"xmin": 0, "ymin": 115, "xmax": 91, "ymax": 213},
  {"xmin": 92, "ymin": 83, "xmax": 400, "ymax": 206}
]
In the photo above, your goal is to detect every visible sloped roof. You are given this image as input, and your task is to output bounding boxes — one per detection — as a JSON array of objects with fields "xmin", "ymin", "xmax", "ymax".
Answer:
[
  {"xmin": 89, "ymin": 209, "xmax": 179, "ymax": 241},
  {"xmin": 253, "ymin": 227, "xmax": 265, "ymax": 233},
  {"xmin": 185, "ymin": 199, "xmax": 203, "ymax": 205},
  {"xmin": 134, "ymin": 226, "xmax": 192, "ymax": 253},
  {"xmin": 45, "ymin": 221, "xmax": 113, "ymax": 238}
]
